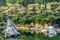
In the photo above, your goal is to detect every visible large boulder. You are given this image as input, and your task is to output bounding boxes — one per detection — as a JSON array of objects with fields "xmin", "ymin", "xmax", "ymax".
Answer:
[{"xmin": 47, "ymin": 26, "xmax": 57, "ymax": 37}]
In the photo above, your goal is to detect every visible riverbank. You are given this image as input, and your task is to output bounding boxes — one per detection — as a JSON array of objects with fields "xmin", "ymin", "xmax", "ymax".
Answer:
[
  {"xmin": 0, "ymin": 28, "xmax": 60, "ymax": 40},
  {"xmin": 0, "ymin": 32, "xmax": 60, "ymax": 40},
  {"xmin": 0, "ymin": 26, "xmax": 60, "ymax": 34}
]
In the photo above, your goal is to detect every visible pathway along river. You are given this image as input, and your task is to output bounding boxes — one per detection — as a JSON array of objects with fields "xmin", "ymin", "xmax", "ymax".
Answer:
[{"xmin": 0, "ymin": 33, "xmax": 60, "ymax": 40}]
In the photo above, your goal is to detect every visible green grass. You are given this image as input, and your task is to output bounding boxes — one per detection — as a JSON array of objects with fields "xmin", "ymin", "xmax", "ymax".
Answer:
[{"xmin": 0, "ymin": 30, "xmax": 60, "ymax": 40}]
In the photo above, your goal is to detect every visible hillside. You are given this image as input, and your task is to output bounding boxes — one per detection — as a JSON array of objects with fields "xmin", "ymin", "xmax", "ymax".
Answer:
[{"xmin": 0, "ymin": 0, "xmax": 60, "ymax": 28}]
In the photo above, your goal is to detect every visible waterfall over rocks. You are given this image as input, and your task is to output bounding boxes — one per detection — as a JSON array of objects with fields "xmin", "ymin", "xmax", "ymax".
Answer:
[{"xmin": 2, "ymin": 18, "xmax": 20, "ymax": 37}]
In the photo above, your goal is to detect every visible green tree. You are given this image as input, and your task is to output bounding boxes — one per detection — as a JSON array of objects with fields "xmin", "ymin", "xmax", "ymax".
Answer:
[
  {"xmin": 18, "ymin": 17, "xmax": 26, "ymax": 24},
  {"xmin": 40, "ymin": 18, "xmax": 48, "ymax": 24},
  {"xmin": 47, "ymin": 15, "xmax": 56, "ymax": 25},
  {"xmin": 0, "ymin": 0, "xmax": 6, "ymax": 6},
  {"xmin": 35, "ymin": 0, "xmax": 54, "ymax": 4},
  {"xmin": 21, "ymin": 0, "xmax": 34, "ymax": 6}
]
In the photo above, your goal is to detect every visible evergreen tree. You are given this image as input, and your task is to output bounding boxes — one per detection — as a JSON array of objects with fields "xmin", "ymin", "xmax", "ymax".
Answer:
[{"xmin": 0, "ymin": 0, "xmax": 6, "ymax": 6}]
